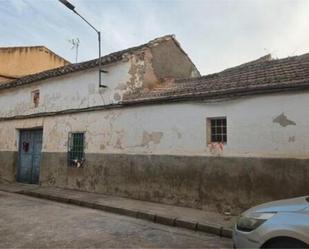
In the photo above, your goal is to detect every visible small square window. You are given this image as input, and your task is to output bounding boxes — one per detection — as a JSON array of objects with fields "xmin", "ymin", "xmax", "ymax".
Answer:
[
  {"xmin": 207, "ymin": 117, "xmax": 227, "ymax": 143},
  {"xmin": 68, "ymin": 132, "xmax": 85, "ymax": 167},
  {"xmin": 31, "ymin": 90, "xmax": 40, "ymax": 108}
]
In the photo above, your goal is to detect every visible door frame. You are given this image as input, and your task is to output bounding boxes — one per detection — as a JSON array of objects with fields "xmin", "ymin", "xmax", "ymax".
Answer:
[{"xmin": 17, "ymin": 128, "xmax": 43, "ymax": 184}]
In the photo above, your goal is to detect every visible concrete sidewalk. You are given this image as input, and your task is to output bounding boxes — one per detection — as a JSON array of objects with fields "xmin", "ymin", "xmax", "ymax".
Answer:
[{"xmin": 0, "ymin": 182, "xmax": 235, "ymax": 238}]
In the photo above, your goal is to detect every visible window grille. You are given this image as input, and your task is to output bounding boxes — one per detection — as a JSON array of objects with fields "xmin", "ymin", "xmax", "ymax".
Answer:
[
  {"xmin": 68, "ymin": 132, "xmax": 85, "ymax": 167},
  {"xmin": 209, "ymin": 117, "xmax": 227, "ymax": 143}
]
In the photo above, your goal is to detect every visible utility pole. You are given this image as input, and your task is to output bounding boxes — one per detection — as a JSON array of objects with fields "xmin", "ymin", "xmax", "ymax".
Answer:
[{"xmin": 59, "ymin": 0, "xmax": 107, "ymax": 88}]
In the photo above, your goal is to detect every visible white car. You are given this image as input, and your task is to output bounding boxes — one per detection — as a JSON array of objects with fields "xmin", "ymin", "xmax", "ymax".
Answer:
[{"xmin": 233, "ymin": 196, "xmax": 309, "ymax": 248}]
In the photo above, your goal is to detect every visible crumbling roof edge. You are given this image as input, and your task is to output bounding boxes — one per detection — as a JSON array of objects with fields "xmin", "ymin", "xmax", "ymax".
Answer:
[
  {"xmin": 175, "ymin": 52, "xmax": 309, "ymax": 84},
  {"xmin": 0, "ymin": 45, "xmax": 71, "ymax": 64},
  {"xmin": 40, "ymin": 46, "xmax": 71, "ymax": 64},
  {"xmin": 167, "ymin": 35, "xmax": 201, "ymax": 76}
]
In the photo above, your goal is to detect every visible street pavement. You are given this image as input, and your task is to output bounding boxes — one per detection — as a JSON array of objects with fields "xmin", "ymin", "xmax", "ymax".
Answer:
[{"xmin": 0, "ymin": 191, "xmax": 232, "ymax": 248}]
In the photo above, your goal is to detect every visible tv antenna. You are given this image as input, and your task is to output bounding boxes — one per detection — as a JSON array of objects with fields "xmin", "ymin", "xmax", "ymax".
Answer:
[{"xmin": 68, "ymin": 38, "xmax": 80, "ymax": 63}]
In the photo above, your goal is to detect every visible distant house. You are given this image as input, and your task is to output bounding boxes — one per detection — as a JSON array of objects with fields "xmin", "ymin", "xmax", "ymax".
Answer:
[
  {"xmin": 0, "ymin": 46, "xmax": 70, "ymax": 83},
  {"xmin": 0, "ymin": 34, "xmax": 308, "ymax": 212}
]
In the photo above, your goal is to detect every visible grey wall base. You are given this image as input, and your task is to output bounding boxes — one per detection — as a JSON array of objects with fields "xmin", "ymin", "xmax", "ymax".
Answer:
[
  {"xmin": 1, "ymin": 151, "xmax": 307, "ymax": 213},
  {"xmin": 37, "ymin": 153, "xmax": 309, "ymax": 213},
  {"xmin": 0, "ymin": 151, "xmax": 18, "ymax": 183}
]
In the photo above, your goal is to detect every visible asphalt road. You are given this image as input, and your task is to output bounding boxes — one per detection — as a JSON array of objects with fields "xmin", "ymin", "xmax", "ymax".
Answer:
[{"xmin": 0, "ymin": 191, "xmax": 232, "ymax": 248}]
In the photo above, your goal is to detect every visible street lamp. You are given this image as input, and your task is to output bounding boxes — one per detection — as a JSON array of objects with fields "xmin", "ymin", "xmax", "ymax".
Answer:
[{"xmin": 59, "ymin": 0, "xmax": 107, "ymax": 88}]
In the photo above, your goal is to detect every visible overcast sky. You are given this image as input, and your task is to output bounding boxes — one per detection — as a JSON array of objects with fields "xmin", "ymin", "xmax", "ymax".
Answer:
[{"xmin": 1, "ymin": 0, "xmax": 309, "ymax": 75}]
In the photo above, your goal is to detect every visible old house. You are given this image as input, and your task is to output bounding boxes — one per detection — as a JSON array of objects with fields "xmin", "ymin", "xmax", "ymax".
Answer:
[
  {"xmin": 0, "ymin": 35, "xmax": 308, "ymax": 212},
  {"xmin": 0, "ymin": 46, "xmax": 70, "ymax": 83}
]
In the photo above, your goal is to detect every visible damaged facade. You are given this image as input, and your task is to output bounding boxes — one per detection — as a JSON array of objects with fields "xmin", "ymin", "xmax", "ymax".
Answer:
[{"xmin": 0, "ymin": 35, "xmax": 308, "ymax": 213}]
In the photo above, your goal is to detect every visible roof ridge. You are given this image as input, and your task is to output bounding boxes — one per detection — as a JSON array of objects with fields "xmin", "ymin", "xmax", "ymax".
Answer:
[
  {"xmin": 222, "ymin": 52, "xmax": 309, "ymax": 72},
  {"xmin": 174, "ymin": 55, "xmax": 274, "ymax": 84},
  {"xmin": 175, "ymin": 52, "xmax": 309, "ymax": 85},
  {"xmin": 221, "ymin": 54, "xmax": 272, "ymax": 73}
]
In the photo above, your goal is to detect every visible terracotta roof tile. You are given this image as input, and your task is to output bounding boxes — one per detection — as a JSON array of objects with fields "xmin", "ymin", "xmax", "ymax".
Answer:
[{"xmin": 123, "ymin": 53, "xmax": 309, "ymax": 103}]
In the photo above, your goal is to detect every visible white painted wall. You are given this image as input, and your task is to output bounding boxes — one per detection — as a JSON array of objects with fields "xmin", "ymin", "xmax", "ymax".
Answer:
[
  {"xmin": 1, "ymin": 91, "xmax": 309, "ymax": 158},
  {"xmin": 0, "ymin": 61, "xmax": 131, "ymax": 118}
]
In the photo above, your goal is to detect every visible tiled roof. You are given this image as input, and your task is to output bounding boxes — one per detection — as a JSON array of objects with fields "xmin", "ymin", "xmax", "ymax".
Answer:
[
  {"xmin": 2, "ymin": 36, "xmax": 309, "ymax": 104},
  {"xmin": 123, "ymin": 53, "xmax": 309, "ymax": 103},
  {"xmin": 0, "ymin": 35, "xmax": 177, "ymax": 91}
]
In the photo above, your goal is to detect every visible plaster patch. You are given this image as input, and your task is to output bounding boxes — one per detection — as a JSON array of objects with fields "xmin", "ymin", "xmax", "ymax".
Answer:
[
  {"xmin": 172, "ymin": 127, "xmax": 182, "ymax": 139},
  {"xmin": 88, "ymin": 84, "xmax": 96, "ymax": 94},
  {"xmin": 141, "ymin": 131, "xmax": 163, "ymax": 146},
  {"xmin": 273, "ymin": 113, "xmax": 296, "ymax": 127},
  {"xmin": 115, "ymin": 83, "xmax": 128, "ymax": 91},
  {"xmin": 113, "ymin": 93, "xmax": 121, "ymax": 101},
  {"xmin": 208, "ymin": 143, "xmax": 224, "ymax": 156},
  {"xmin": 115, "ymin": 137, "xmax": 123, "ymax": 149}
]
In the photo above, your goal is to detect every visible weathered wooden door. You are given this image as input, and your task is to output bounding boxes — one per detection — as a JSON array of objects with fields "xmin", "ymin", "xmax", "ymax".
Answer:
[{"xmin": 17, "ymin": 129, "xmax": 43, "ymax": 184}]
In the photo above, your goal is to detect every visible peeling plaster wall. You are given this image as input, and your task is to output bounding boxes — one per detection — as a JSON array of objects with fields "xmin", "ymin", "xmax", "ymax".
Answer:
[
  {"xmin": 149, "ymin": 39, "xmax": 200, "ymax": 80},
  {"xmin": 43, "ymin": 91, "xmax": 309, "ymax": 158},
  {"xmin": 1, "ymin": 91, "xmax": 309, "ymax": 211},
  {"xmin": 1, "ymin": 91, "xmax": 309, "ymax": 157},
  {"xmin": 0, "ymin": 38, "xmax": 199, "ymax": 118},
  {"xmin": 133, "ymin": 39, "xmax": 200, "ymax": 91},
  {"xmin": 0, "ymin": 61, "xmax": 132, "ymax": 118}
]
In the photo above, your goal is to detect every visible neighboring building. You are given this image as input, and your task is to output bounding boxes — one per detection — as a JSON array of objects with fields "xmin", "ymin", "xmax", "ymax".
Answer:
[
  {"xmin": 0, "ymin": 46, "xmax": 70, "ymax": 83},
  {"xmin": 0, "ymin": 34, "xmax": 308, "ymax": 213}
]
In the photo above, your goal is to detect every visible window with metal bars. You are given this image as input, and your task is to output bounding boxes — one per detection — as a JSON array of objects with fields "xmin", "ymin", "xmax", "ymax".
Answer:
[
  {"xmin": 208, "ymin": 117, "xmax": 227, "ymax": 143},
  {"xmin": 68, "ymin": 132, "xmax": 85, "ymax": 167}
]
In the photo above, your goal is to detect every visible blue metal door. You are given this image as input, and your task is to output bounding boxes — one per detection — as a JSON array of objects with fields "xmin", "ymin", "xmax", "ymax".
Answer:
[{"xmin": 17, "ymin": 129, "xmax": 43, "ymax": 184}]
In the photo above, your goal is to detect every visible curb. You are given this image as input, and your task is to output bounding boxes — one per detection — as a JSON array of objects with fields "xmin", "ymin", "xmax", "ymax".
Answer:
[{"xmin": 17, "ymin": 190, "xmax": 233, "ymax": 238}]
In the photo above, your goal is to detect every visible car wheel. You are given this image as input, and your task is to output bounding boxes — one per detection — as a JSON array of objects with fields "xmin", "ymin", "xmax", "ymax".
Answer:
[{"xmin": 263, "ymin": 238, "xmax": 309, "ymax": 248}]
